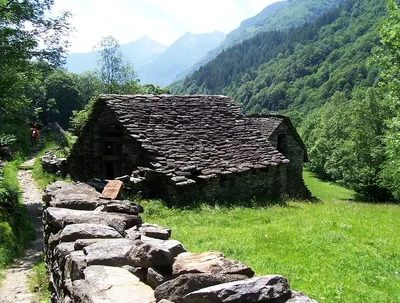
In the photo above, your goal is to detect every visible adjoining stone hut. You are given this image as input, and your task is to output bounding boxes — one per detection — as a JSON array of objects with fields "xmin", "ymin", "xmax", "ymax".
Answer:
[{"xmin": 67, "ymin": 94, "xmax": 310, "ymax": 203}]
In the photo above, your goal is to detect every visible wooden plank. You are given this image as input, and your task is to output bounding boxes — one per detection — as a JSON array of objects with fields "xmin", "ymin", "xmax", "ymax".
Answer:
[{"xmin": 100, "ymin": 180, "xmax": 124, "ymax": 200}]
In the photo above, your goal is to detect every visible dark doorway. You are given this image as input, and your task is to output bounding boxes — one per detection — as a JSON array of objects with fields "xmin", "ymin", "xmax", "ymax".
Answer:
[{"xmin": 101, "ymin": 136, "xmax": 123, "ymax": 179}]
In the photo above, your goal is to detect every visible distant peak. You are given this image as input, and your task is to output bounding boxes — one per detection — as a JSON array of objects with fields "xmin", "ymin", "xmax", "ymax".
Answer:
[{"xmin": 137, "ymin": 35, "xmax": 151, "ymax": 41}]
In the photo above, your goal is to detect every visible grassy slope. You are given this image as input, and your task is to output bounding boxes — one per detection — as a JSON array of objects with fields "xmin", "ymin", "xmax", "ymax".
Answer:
[{"xmin": 142, "ymin": 171, "xmax": 400, "ymax": 303}]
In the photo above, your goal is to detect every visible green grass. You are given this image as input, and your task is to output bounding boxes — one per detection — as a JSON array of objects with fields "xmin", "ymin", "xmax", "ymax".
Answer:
[
  {"xmin": 28, "ymin": 254, "xmax": 51, "ymax": 302},
  {"xmin": 141, "ymin": 171, "xmax": 400, "ymax": 303}
]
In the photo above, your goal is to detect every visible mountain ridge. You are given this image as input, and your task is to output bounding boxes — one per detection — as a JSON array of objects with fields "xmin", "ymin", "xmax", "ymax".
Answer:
[{"xmin": 177, "ymin": 0, "xmax": 346, "ymax": 80}]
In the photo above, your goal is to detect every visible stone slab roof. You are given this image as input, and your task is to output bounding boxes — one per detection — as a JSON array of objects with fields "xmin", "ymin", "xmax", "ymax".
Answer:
[
  {"xmin": 98, "ymin": 95, "xmax": 289, "ymax": 186},
  {"xmin": 245, "ymin": 114, "xmax": 308, "ymax": 161},
  {"xmin": 245, "ymin": 115, "xmax": 285, "ymax": 139}
]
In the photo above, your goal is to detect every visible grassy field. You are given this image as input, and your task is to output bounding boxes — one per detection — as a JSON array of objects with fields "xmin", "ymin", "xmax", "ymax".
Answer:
[{"xmin": 142, "ymin": 170, "xmax": 400, "ymax": 303}]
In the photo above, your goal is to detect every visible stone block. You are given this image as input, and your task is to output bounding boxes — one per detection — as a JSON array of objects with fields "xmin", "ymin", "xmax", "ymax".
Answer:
[
  {"xmin": 72, "ymin": 266, "xmax": 156, "ymax": 303},
  {"xmin": 154, "ymin": 273, "xmax": 248, "ymax": 303},
  {"xmin": 173, "ymin": 252, "xmax": 254, "ymax": 278},
  {"xmin": 59, "ymin": 223, "xmax": 122, "ymax": 242},
  {"xmin": 181, "ymin": 275, "xmax": 290, "ymax": 303},
  {"xmin": 100, "ymin": 180, "xmax": 124, "ymax": 200},
  {"xmin": 43, "ymin": 207, "xmax": 141, "ymax": 234}
]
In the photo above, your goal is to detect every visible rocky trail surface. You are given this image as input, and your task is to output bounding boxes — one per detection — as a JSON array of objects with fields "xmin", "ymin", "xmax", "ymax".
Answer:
[{"xmin": 0, "ymin": 158, "xmax": 44, "ymax": 303}]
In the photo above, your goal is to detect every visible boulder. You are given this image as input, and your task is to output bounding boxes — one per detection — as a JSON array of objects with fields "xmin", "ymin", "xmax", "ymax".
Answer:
[
  {"xmin": 43, "ymin": 207, "xmax": 141, "ymax": 234},
  {"xmin": 139, "ymin": 223, "xmax": 171, "ymax": 240},
  {"xmin": 95, "ymin": 200, "xmax": 143, "ymax": 215},
  {"xmin": 74, "ymin": 238, "xmax": 111, "ymax": 251},
  {"xmin": 141, "ymin": 236, "xmax": 186, "ymax": 260},
  {"xmin": 59, "ymin": 223, "xmax": 122, "ymax": 242},
  {"xmin": 65, "ymin": 251, "xmax": 87, "ymax": 281},
  {"xmin": 86, "ymin": 178, "xmax": 106, "ymax": 192},
  {"xmin": 173, "ymin": 252, "xmax": 254, "ymax": 278},
  {"xmin": 286, "ymin": 291, "xmax": 319, "ymax": 303},
  {"xmin": 122, "ymin": 265, "xmax": 148, "ymax": 282},
  {"xmin": 154, "ymin": 273, "xmax": 249, "ymax": 303},
  {"xmin": 43, "ymin": 182, "xmax": 101, "ymax": 209},
  {"xmin": 83, "ymin": 236, "xmax": 184, "ymax": 270},
  {"xmin": 181, "ymin": 275, "xmax": 290, "ymax": 303},
  {"xmin": 84, "ymin": 239, "xmax": 137, "ymax": 267},
  {"xmin": 126, "ymin": 240, "xmax": 177, "ymax": 269},
  {"xmin": 71, "ymin": 266, "xmax": 156, "ymax": 303},
  {"xmin": 71, "ymin": 280, "xmax": 94, "ymax": 303},
  {"xmin": 54, "ymin": 242, "xmax": 75, "ymax": 266},
  {"xmin": 124, "ymin": 227, "xmax": 141, "ymax": 240}
]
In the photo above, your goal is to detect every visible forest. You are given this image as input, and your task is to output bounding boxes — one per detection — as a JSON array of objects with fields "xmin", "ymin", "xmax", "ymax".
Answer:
[{"xmin": 171, "ymin": 0, "xmax": 400, "ymax": 202}]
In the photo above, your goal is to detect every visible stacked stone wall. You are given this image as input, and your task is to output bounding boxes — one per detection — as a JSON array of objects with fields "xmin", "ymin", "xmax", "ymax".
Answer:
[
  {"xmin": 269, "ymin": 123, "xmax": 310, "ymax": 198},
  {"xmin": 43, "ymin": 181, "xmax": 318, "ymax": 303}
]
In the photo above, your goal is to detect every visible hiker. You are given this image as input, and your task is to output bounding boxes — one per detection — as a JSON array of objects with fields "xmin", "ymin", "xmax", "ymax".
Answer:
[{"xmin": 30, "ymin": 123, "xmax": 39, "ymax": 152}]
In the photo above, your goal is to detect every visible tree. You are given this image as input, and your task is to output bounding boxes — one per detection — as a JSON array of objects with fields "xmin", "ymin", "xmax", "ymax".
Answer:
[
  {"xmin": 72, "ymin": 71, "xmax": 103, "ymax": 106},
  {"xmin": 94, "ymin": 36, "xmax": 138, "ymax": 94},
  {"xmin": 41, "ymin": 70, "xmax": 80, "ymax": 128},
  {"xmin": 0, "ymin": 0, "xmax": 71, "ymax": 118},
  {"xmin": 374, "ymin": 0, "xmax": 400, "ymax": 200}
]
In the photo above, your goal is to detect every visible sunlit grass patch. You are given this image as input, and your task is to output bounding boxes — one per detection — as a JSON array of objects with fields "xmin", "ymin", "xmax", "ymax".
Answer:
[
  {"xmin": 141, "ymin": 171, "xmax": 400, "ymax": 303},
  {"xmin": 28, "ymin": 255, "xmax": 50, "ymax": 303}
]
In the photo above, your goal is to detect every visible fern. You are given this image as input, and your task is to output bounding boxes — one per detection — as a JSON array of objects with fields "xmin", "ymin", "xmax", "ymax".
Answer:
[{"xmin": 0, "ymin": 133, "xmax": 17, "ymax": 148}]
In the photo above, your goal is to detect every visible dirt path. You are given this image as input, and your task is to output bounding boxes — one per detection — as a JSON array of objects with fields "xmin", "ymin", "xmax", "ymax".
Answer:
[{"xmin": 0, "ymin": 159, "xmax": 44, "ymax": 303}]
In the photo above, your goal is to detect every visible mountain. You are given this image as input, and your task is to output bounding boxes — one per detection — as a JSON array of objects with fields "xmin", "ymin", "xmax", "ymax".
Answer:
[
  {"xmin": 137, "ymin": 31, "xmax": 225, "ymax": 87},
  {"xmin": 170, "ymin": 0, "xmax": 384, "ymax": 114},
  {"xmin": 179, "ymin": 0, "xmax": 347, "ymax": 79},
  {"xmin": 121, "ymin": 36, "xmax": 168, "ymax": 68},
  {"xmin": 65, "ymin": 36, "xmax": 167, "ymax": 74},
  {"xmin": 66, "ymin": 52, "xmax": 98, "ymax": 74}
]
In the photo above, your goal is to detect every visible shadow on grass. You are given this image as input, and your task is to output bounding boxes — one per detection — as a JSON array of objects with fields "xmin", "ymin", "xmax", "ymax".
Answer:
[{"xmin": 147, "ymin": 192, "xmax": 323, "ymax": 212}]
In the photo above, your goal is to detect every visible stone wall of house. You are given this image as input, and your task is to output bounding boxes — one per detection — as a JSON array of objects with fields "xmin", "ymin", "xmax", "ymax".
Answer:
[
  {"xmin": 68, "ymin": 103, "xmax": 151, "ymax": 181},
  {"xmin": 42, "ymin": 181, "xmax": 318, "ymax": 303},
  {"xmin": 156, "ymin": 164, "xmax": 288, "ymax": 204},
  {"xmin": 269, "ymin": 123, "xmax": 310, "ymax": 198}
]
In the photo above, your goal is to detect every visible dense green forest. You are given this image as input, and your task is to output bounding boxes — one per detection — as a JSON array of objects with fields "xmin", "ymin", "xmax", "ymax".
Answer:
[
  {"xmin": 184, "ymin": 0, "xmax": 346, "ymax": 78},
  {"xmin": 171, "ymin": 0, "xmax": 400, "ymax": 202}
]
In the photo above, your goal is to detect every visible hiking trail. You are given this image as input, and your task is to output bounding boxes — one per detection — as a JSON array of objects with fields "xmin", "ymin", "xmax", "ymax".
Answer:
[{"xmin": 0, "ymin": 158, "xmax": 44, "ymax": 303}]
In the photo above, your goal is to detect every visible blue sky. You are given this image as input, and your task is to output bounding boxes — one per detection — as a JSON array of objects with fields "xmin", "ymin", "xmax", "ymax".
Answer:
[{"xmin": 52, "ymin": 0, "xmax": 280, "ymax": 53}]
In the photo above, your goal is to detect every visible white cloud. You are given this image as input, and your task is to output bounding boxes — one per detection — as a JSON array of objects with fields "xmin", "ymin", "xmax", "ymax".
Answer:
[{"xmin": 52, "ymin": 0, "xmax": 280, "ymax": 53}]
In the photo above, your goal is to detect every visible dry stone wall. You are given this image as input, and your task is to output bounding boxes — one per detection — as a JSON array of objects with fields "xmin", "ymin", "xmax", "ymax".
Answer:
[{"xmin": 43, "ymin": 181, "xmax": 318, "ymax": 303}]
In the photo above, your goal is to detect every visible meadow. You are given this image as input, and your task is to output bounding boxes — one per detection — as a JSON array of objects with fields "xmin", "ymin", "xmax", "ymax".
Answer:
[{"xmin": 142, "ymin": 171, "xmax": 400, "ymax": 303}]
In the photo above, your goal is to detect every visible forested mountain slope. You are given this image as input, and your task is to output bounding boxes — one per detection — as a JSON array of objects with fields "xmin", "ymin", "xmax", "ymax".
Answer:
[
  {"xmin": 180, "ymin": 0, "xmax": 346, "ymax": 79},
  {"xmin": 171, "ymin": 0, "xmax": 385, "ymax": 115}
]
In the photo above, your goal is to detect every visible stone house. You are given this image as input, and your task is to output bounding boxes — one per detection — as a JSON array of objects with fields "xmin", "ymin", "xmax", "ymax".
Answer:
[{"xmin": 67, "ymin": 94, "xmax": 310, "ymax": 203}]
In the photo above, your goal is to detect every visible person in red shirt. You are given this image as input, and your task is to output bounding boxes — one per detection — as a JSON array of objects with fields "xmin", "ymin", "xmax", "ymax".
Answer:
[{"xmin": 30, "ymin": 123, "xmax": 39, "ymax": 152}]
